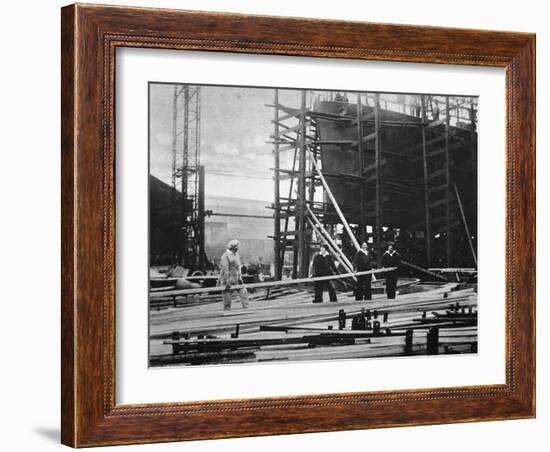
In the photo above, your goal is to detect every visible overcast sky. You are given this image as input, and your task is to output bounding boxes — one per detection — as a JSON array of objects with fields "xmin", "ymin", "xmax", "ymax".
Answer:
[
  {"xmin": 149, "ymin": 84, "xmax": 303, "ymax": 202},
  {"xmin": 149, "ymin": 84, "xmax": 478, "ymax": 203}
]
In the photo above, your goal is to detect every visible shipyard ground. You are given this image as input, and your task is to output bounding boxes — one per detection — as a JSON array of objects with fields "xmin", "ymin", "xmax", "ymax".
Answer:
[{"xmin": 149, "ymin": 282, "xmax": 477, "ymax": 367}]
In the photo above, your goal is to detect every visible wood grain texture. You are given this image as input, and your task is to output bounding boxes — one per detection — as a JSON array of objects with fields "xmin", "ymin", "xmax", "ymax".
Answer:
[
  {"xmin": 60, "ymin": 5, "xmax": 76, "ymax": 446},
  {"xmin": 60, "ymin": 3, "xmax": 536, "ymax": 447}
]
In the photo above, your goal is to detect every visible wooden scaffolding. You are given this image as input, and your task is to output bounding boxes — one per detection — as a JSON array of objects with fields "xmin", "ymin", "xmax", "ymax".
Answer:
[{"xmin": 269, "ymin": 90, "xmax": 478, "ymax": 281}]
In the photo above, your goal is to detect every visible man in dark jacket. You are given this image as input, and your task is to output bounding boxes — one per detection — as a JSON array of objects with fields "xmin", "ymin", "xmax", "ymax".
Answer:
[
  {"xmin": 381, "ymin": 242, "xmax": 401, "ymax": 299},
  {"xmin": 310, "ymin": 245, "xmax": 338, "ymax": 303},
  {"xmin": 353, "ymin": 242, "xmax": 372, "ymax": 301}
]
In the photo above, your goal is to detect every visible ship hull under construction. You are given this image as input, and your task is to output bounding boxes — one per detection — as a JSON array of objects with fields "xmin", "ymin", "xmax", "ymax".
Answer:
[{"xmin": 271, "ymin": 93, "xmax": 477, "ymax": 278}]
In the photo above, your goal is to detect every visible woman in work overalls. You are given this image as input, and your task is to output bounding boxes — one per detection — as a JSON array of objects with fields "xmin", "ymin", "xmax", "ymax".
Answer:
[{"xmin": 218, "ymin": 239, "xmax": 249, "ymax": 311}]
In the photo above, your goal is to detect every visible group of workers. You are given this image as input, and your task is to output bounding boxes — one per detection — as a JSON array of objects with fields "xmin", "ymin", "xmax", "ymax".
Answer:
[
  {"xmin": 217, "ymin": 238, "xmax": 402, "ymax": 311},
  {"xmin": 309, "ymin": 241, "xmax": 401, "ymax": 303}
]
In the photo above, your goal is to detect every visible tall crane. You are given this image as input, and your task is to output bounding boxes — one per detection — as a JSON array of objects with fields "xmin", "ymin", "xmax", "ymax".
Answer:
[{"xmin": 171, "ymin": 85, "xmax": 205, "ymax": 270}]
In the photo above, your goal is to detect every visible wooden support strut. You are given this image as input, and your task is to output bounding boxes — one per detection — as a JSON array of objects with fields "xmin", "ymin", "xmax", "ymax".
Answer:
[
  {"xmin": 307, "ymin": 149, "xmax": 361, "ymax": 252},
  {"xmin": 374, "ymin": 93, "xmax": 382, "ymax": 265},
  {"xmin": 305, "ymin": 204, "xmax": 355, "ymax": 273},
  {"xmin": 454, "ymin": 184, "xmax": 477, "ymax": 266},
  {"xmin": 287, "ymin": 138, "xmax": 300, "ymax": 278},
  {"xmin": 445, "ymin": 96, "xmax": 452, "ymax": 267},
  {"xmin": 421, "ymin": 95, "xmax": 432, "ymax": 267},
  {"xmin": 150, "ymin": 267, "xmax": 396, "ymax": 298},
  {"xmin": 297, "ymin": 91, "xmax": 308, "ymax": 278},
  {"xmin": 306, "ymin": 217, "xmax": 350, "ymax": 272},
  {"xmin": 306, "ymin": 218, "xmax": 356, "ymax": 280},
  {"xmin": 401, "ymin": 260, "xmax": 447, "ymax": 281},
  {"xmin": 181, "ymin": 86, "xmax": 190, "ymax": 265},
  {"xmin": 356, "ymin": 93, "xmax": 366, "ymax": 242},
  {"xmin": 273, "ymin": 89, "xmax": 282, "ymax": 280}
]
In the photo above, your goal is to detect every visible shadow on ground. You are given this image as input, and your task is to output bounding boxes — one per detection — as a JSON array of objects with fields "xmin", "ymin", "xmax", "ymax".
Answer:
[{"xmin": 34, "ymin": 427, "xmax": 59, "ymax": 443}]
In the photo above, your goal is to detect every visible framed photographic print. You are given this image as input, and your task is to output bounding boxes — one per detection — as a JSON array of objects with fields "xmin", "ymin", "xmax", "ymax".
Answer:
[{"xmin": 61, "ymin": 3, "xmax": 535, "ymax": 447}]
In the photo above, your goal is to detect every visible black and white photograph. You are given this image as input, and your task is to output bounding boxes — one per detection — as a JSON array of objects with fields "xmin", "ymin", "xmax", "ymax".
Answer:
[{"xmin": 148, "ymin": 83, "xmax": 479, "ymax": 367}]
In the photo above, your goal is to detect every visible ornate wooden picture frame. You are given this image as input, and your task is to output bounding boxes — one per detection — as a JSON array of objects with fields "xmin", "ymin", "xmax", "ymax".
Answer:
[{"xmin": 61, "ymin": 3, "xmax": 535, "ymax": 447}]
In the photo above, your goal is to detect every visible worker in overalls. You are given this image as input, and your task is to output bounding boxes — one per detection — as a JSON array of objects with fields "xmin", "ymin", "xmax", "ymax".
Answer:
[
  {"xmin": 218, "ymin": 239, "xmax": 249, "ymax": 311},
  {"xmin": 353, "ymin": 242, "xmax": 372, "ymax": 301},
  {"xmin": 381, "ymin": 242, "xmax": 401, "ymax": 299}
]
